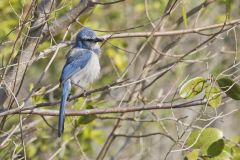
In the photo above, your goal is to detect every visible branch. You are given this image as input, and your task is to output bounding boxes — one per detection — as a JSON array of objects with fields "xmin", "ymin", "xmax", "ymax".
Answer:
[
  {"xmin": 176, "ymin": 0, "xmax": 216, "ymax": 25},
  {"xmin": 0, "ymin": 100, "xmax": 205, "ymax": 117},
  {"xmin": 102, "ymin": 19, "xmax": 240, "ymax": 39},
  {"xmin": 114, "ymin": 132, "xmax": 176, "ymax": 143},
  {"xmin": 0, "ymin": 0, "xmax": 59, "ymax": 129},
  {"xmin": 42, "ymin": 0, "xmax": 126, "ymax": 40},
  {"xmin": 0, "ymin": 0, "xmax": 58, "ymax": 105},
  {"xmin": 42, "ymin": 0, "xmax": 94, "ymax": 39},
  {"xmin": 22, "ymin": 18, "xmax": 240, "ymax": 64},
  {"xmin": 93, "ymin": 0, "xmax": 126, "ymax": 5},
  {"xmin": 0, "ymin": 0, "xmax": 105, "ymax": 112}
]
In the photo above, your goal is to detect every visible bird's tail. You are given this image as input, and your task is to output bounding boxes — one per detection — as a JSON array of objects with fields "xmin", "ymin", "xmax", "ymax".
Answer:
[{"xmin": 58, "ymin": 79, "xmax": 71, "ymax": 137}]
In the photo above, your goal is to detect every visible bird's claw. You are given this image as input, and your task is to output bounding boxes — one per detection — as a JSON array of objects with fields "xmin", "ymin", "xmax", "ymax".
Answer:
[
  {"xmin": 82, "ymin": 90, "xmax": 88, "ymax": 97},
  {"xmin": 67, "ymin": 93, "xmax": 72, "ymax": 101}
]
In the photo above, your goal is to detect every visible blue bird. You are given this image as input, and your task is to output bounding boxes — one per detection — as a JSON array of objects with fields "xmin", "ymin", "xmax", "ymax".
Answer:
[{"xmin": 58, "ymin": 27, "xmax": 103, "ymax": 137}]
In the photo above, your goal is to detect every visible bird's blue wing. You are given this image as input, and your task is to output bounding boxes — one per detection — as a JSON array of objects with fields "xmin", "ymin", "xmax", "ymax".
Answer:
[
  {"xmin": 60, "ymin": 48, "xmax": 92, "ymax": 83},
  {"xmin": 58, "ymin": 79, "xmax": 71, "ymax": 137}
]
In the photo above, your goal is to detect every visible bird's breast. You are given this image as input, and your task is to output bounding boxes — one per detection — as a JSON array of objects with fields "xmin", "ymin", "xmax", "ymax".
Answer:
[{"xmin": 71, "ymin": 53, "xmax": 100, "ymax": 87}]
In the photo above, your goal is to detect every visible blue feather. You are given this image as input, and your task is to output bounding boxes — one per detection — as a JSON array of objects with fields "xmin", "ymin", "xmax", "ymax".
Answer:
[
  {"xmin": 58, "ymin": 79, "xmax": 71, "ymax": 137},
  {"xmin": 58, "ymin": 27, "xmax": 101, "ymax": 137},
  {"xmin": 60, "ymin": 48, "xmax": 92, "ymax": 83}
]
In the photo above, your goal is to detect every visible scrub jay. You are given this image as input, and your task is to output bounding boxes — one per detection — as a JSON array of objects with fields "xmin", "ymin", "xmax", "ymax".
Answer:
[{"xmin": 58, "ymin": 27, "xmax": 103, "ymax": 137}]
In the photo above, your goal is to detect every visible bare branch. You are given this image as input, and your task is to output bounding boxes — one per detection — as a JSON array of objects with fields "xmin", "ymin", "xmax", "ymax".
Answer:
[
  {"xmin": 42, "ymin": 0, "xmax": 97, "ymax": 39},
  {"xmin": 0, "ymin": 100, "xmax": 204, "ymax": 117},
  {"xmin": 114, "ymin": 132, "xmax": 176, "ymax": 143},
  {"xmin": 102, "ymin": 19, "xmax": 240, "ymax": 39}
]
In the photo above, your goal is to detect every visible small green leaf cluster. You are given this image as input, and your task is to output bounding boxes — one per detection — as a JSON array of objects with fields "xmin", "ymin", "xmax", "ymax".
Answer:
[
  {"xmin": 179, "ymin": 76, "xmax": 240, "ymax": 108},
  {"xmin": 184, "ymin": 128, "xmax": 240, "ymax": 160}
]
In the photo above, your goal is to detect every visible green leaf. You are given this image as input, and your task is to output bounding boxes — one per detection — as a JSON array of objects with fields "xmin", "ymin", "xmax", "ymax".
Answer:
[
  {"xmin": 229, "ymin": 136, "xmax": 240, "ymax": 159},
  {"xmin": 76, "ymin": 105, "xmax": 97, "ymax": 125},
  {"xmin": 29, "ymin": 83, "xmax": 34, "ymax": 92},
  {"xmin": 205, "ymin": 85, "xmax": 222, "ymax": 108},
  {"xmin": 226, "ymin": 0, "xmax": 233, "ymax": 20},
  {"xmin": 107, "ymin": 47, "xmax": 128, "ymax": 72},
  {"xmin": 217, "ymin": 77, "xmax": 240, "ymax": 100},
  {"xmin": 207, "ymin": 139, "xmax": 225, "ymax": 157},
  {"xmin": 78, "ymin": 114, "xmax": 97, "ymax": 125},
  {"xmin": 27, "ymin": 144, "xmax": 37, "ymax": 158},
  {"xmin": 181, "ymin": 3, "xmax": 188, "ymax": 28},
  {"xmin": 232, "ymin": 146, "xmax": 240, "ymax": 160},
  {"xmin": 208, "ymin": 150, "xmax": 232, "ymax": 160},
  {"xmin": 229, "ymin": 135, "xmax": 240, "ymax": 146},
  {"xmin": 184, "ymin": 149, "xmax": 199, "ymax": 160},
  {"xmin": 187, "ymin": 128, "xmax": 223, "ymax": 154},
  {"xmin": 91, "ymin": 130, "xmax": 105, "ymax": 144},
  {"xmin": 179, "ymin": 77, "xmax": 207, "ymax": 99}
]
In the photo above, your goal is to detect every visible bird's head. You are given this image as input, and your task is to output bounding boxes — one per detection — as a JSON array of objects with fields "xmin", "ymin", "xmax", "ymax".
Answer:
[{"xmin": 76, "ymin": 27, "xmax": 103, "ymax": 53}]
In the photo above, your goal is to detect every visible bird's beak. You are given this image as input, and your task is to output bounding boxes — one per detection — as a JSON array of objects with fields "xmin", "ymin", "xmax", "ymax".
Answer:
[{"xmin": 95, "ymin": 37, "xmax": 104, "ymax": 42}]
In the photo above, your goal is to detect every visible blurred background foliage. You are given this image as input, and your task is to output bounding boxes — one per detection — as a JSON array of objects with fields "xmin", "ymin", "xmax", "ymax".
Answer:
[{"xmin": 0, "ymin": 0, "xmax": 240, "ymax": 159}]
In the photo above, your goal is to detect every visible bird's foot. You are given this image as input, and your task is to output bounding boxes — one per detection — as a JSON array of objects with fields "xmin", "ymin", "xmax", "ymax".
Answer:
[
  {"xmin": 67, "ymin": 93, "xmax": 72, "ymax": 101},
  {"xmin": 82, "ymin": 90, "xmax": 88, "ymax": 97}
]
